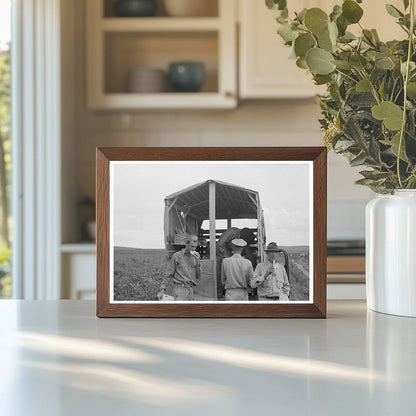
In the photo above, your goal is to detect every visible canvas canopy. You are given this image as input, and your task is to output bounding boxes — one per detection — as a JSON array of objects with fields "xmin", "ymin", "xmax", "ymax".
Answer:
[{"xmin": 164, "ymin": 179, "xmax": 260, "ymax": 221}]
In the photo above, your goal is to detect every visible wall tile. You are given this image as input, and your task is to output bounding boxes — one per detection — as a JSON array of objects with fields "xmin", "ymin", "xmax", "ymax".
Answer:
[
  {"xmin": 132, "ymin": 111, "xmax": 180, "ymax": 130},
  {"xmin": 141, "ymin": 130, "xmax": 200, "ymax": 146},
  {"xmin": 76, "ymin": 164, "xmax": 96, "ymax": 200},
  {"xmin": 177, "ymin": 110, "xmax": 227, "ymax": 130}
]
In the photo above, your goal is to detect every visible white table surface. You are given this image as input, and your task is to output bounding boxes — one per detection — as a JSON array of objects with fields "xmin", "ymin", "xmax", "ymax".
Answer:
[{"xmin": 0, "ymin": 300, "xmax": 415, "ymax": 416}]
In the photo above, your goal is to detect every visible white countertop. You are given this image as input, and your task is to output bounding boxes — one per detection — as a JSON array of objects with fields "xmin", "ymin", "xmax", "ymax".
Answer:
[{"xmin": 0, "ymin": 300, "xmax": 415, "ymax": 415}]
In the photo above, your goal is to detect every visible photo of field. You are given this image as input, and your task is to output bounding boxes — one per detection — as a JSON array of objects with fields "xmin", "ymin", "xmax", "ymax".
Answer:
[{"xmin": 113, "ymin": 246, "xmax": 309, "ymax": 301}]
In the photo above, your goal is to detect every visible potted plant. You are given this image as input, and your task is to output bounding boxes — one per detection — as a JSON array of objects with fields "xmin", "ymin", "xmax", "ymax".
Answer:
[{"xmin": 266, "ymin": 0, "xmax": 416, "ymax": 316}]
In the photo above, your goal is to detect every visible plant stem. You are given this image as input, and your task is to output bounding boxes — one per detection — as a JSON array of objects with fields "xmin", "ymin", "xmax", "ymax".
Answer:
[
  {"xmin": 334, "ymin": 68, "xmax": 358, "ymax": 84},
  {"xmin": 358, "ymin": 69, "xmax": 381, "ymax": 104},
  {"xmin": 397, "ymin": 0, "xmax": 415, "ymax": 188}
]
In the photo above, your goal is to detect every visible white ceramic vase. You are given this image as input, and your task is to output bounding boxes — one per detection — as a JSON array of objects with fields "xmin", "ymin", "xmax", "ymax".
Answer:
[{"xmin": 366, "ymin": 189, "xmax": 416, "ymax": 317}]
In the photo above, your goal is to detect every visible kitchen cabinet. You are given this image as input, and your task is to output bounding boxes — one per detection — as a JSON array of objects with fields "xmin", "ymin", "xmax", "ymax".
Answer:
[
  {"xmin": 238, "ymin": 0, "xmax": 325, "ymax": 99},
  {"xmin": 86, "ymin": 0, "xmax": 237, "ymax": 109},
  {"xmin": 238, "ymin": 0, "xmax": 404, "ymax": 99},
  {"xmin": 61, "ymin": 245, "xmax": 96, "ymax": 300}
]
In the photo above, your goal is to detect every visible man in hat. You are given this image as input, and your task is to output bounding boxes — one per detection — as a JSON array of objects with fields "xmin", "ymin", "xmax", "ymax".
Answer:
[
  {"xmin": 250, "ymin": 242, "xmax": 290, "ymax": 301},
  {"xmin": 221, "ymin": 239, "xmax": 254, "ymax": 301},
  {"xmin": 162, "ymin": 235, "xmax": 201, "ymax": 301},
  {"xmin": 215, "ymin": 227, "xmax": 256, "ymax": 298}
]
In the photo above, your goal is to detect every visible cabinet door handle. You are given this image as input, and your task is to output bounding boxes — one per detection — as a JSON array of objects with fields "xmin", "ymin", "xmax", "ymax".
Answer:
[{"xmin": 224, "ymin": 91, "xmax": 234, "ymax": 99}]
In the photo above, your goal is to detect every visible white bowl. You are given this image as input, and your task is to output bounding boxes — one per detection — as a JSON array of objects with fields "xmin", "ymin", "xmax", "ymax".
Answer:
[
  {"xmin": 128, "ymin": 68, "xmax": 167, "ymax": 93},
  {"xmin": 86, "ymin": 221, "xmax": 96, "ymax": 241},
  {"xmin": 164, "ymin": 0, "xmax": 217, "ymax": 17}
]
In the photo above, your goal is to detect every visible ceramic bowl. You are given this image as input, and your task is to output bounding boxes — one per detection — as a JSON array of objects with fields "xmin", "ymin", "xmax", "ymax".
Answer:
[
  {"xmin": 114, "ymin": 0, "xmax": 158, "ymax": 17},
  {"xmin": 86, "ymin": 221, "xmax": 96, "ymax": 241},
  {"xmin": 128, "ymin": 68, "xmax": 167, "ymax": 93},
  {"xmin": 168, "ymin": 62, "xmax": 205, "ymax": 92},
  {"xmin": 164, "ymin": 0, "xmax": 217, "ymax": 17}
]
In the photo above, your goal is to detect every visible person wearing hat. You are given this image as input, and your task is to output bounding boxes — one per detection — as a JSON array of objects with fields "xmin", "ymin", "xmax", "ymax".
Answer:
[
  {"xmin": 221, "ymin": 238, "xmax": 254, "ymax": 301},
  {"xmin": 215, "ymin": 227, "xmax": 256, "ymax": 298},
  {"xmin": 161, "ymin": 235, "xmax": 201, "ymax": 301},
  {"xmin": 250, "ymin": 242, "xmax": 290, "ymax": 301}
]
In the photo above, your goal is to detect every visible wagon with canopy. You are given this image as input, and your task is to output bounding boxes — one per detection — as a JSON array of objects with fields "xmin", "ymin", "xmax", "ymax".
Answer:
[{"xmin": 164, "ymin": 179, "xmax": 268, "ymax": 300}]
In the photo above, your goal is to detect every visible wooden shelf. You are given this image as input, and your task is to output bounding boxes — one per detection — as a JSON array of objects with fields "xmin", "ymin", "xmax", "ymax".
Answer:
[
  {"xmin": 88, "ymin": 92, "xmax": 235, "ymax": 110},
  {"xmin": 61, "ymin": 243, "xmax": 96, "ymax": 253},
  {"xmin": 86, "ymin": 0, "xmax": 237, "ymax": 109},
  {"xmin": 101, "ymin": 17, "xmax": 221, "ymax": 32}
]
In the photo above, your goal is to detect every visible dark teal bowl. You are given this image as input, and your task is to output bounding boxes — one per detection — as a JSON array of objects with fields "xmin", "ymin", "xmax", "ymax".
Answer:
[
  {"xmin": 114, "ymin": 0, "xmax": 157, "ymax": 17},
  {"xmin": 168, "ymin": 62, "xmax": 205, "ymax": 92}
]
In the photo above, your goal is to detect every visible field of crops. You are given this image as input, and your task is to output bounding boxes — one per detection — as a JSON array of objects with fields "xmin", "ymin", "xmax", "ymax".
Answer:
[
  {"xmin": 283, "ymin": 246, "xmax": 310, "ymax": 301},
  {"xmin": 114, "ymin": 246, "xmax": 309, "ymax": 301},
  {"xmin": 114, "ymin": 247, "xmax": 171, "ymax": 301}
]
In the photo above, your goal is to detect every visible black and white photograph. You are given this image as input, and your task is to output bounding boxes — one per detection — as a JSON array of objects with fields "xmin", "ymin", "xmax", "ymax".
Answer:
[{"xmin": 109, "ymin": 161, "xmax": 313, "ymax": 303}]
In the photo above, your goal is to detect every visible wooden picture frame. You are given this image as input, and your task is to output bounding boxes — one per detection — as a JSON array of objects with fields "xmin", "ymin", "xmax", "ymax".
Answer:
[{"xmin": 96, "ymin": 147, "xmax": 327, "ymax": 318}]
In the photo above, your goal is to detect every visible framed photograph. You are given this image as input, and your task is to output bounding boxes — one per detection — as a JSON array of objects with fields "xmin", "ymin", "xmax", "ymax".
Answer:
[{"xmin": 96, "ymin": 147, "xmax": 327, "ymax": 318}]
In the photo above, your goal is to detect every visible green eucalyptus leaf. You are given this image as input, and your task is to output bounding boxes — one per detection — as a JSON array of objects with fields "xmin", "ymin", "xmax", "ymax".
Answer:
[
  {"xmin": 348, "ymin": 92, "xmax": 377, "ymax": 107},
  {"xmin": 343, "ymin": 116, "xmax": 363, "ymax": 147},
  {"xmin": 276, "ymin": 14, "xmax": 288, "ymax": 24},
  {"xmin": 370, "ymin": 67, "xmax": 385, "ymax": 84},
  {"xmin": 336, "ymin": 15, "xmax": 348, "ymax": 36},
  {"xmin": 289, "ymin": 44, "xmax": 297, "ymax": 59},
  {"xmin": 369, "ymin": 136, "xmax": 382, "ymax": 163},
  {"xmin": 304, "ymin": 8, "xmax": 329, "ymax": 35},
  {"xmin": 306, "ymin": 48, "xmax": 335, "ymax": 75},
  {"xmin": 407, "ymin": 82, "xmax": 416, "ymax": 99},
  {"xmin": 387, "ymin": 132, "xmax": 409, "ymax": 162},
  {"xmin": 296, "ymin": 8, "xmax": 307, "ymax": 23},
  {"xmin": 401, "ymin": 61, "xmax": 416, "ymax": 76},
  {"xmin": 403, "ymin": 0, "xmax": 409, "ymax": 10},
  {"xmin": 281, "ymin": 7, "xmax": 289, "ymax": 19},
  {"xmin": 393, "ymin": 60, "xmax": 402, "ymax": 79},
  {"xmin": 356, "ymin": 79, "xmax": 372, "ymax": 92},
  {"xmin": 371, "ymin": 29, "xmax": 380, "ymax": 42},
  {"xmin": 333, "ymin": 60, "xmax": 353, "ymax": 70},
  {"xmin": 350, "ymin": 151, "xmax": 368, "ymax": 167},
  {"xmin": 328, "ymin": 21, "xmax": 338, "ymax": 44},
  {"xmin": 360, "ymin": 170, "xmax": 391, "ymax": 181},
  {"xmin": 378, "ymin": 78, "xmax": 386, "ymax": 100},
  {"xmin": 296, "ymin": 57, "xmax": 308, "ymax": 69},
  {"xmin": 294, "ymin": 33, "xmax": 316, "ymax": 57},
  {"xmin": 339, "ymin": 31, "xmax": 356, "ymax": 43},
  {"xmin": 375, "ymin": 55, "xmax": 395, "ymax": 70},
  {"xmin": 363, "ymin": 29, "xmax": 376, "ymax": 45},
  {"xmin": 350, "ymin": 54, "xmax": 368, "ymax": 70},
  {"xmin": 399, "ymin": 14, "xmax": 411, "ymax": 29},
  {"xmin": 318, "ymin": 27, "xmax": 334, "ymax": 52},
  {"xmin": 385, "ymin": 4, "xmax": 404, "ymax": 18},
  {"xmin": 334, "ymin": 139, "xmax": 355, "ymax": 151},
  {"xmin": 408, "ymin": 109, "xmax": 416, "ymax": 137},
  {"xmin": 342, "ymin": 0, "xmax": 364, "ymax": 24},
  {"xmin": 266, "ymin": 0, "xmax": 287, "ymax": 11},
  {"xmin": 330, "ymin": 5, "xmax": 343, "ymax": 21},
  {"xmin": 277, "ymin": 23, "xmax": 299, "ymax": 43},
  {"xmin": 355, "ymin": 178, "xmax": 376, "ymax": 186},
  {"xmin": 313, "ymin": 74, "xmax": 332, "ymax": 85},
  {"xmin": 372, "ymin": 101, "xmax": 404, "ymax": 130}
]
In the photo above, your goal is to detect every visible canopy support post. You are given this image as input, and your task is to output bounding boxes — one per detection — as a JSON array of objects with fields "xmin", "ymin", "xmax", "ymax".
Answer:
[{"xmin": 209, "ymin": 181, "xmax": 217, "ymax": 298}]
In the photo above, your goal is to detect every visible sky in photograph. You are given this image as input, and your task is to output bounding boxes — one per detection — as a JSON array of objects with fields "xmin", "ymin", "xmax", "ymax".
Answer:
[{"xmin": 112, "ymin": 162, "xmax": 311, "ymax": 248}]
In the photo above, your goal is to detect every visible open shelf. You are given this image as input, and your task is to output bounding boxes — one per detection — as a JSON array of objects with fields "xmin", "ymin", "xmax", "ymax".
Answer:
[
  {"xmin": 101, "ymin": 17, "xmax": 221, "ymax": 31},
  {"xmin": 86, "ymin": 0, "xmax": 236, "ymax": 109},
  {"xmin": 104, "ymin": 31, "xmax": 218, "ymax": 94},
  {"xmin": 103, "ymin": 0, "xmax": 219, "ymax": 18}
]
